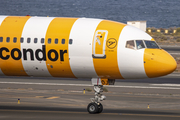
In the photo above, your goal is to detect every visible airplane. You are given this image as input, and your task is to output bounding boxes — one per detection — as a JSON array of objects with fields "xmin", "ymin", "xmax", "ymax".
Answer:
[{"xmin": 0, "ymin": 15, "xmax": 177, "ymax": 114}]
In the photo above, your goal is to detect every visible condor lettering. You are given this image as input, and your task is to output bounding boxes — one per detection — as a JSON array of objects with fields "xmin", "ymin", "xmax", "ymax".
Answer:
[{"xmin": 0, "ymin": 45, "xmax": 67, "ymax": 62}]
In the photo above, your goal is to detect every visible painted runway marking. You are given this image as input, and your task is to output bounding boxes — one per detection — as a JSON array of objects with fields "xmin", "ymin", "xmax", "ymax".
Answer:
[
  {"xmin": 35, "ymin": 96, "xmax": 59, "ymax": 99},
  {"xmin": 121, "ymin": 113, "xmax": 180, "ymax": 118},
  {"xmin": 1, "ymin": 82, "xmax": 180, "ymax": 90},
  {"xmin": 46, "ymin": 96, "xmax": 59, "ymax": 99},
  {"xmin": 151, "ymin": 84, "xmax": 180, "ymax": 87},
  {"xmin": 0, "ymin": 82, "xmax": 92, "ymax": 87},
  {"xmin": 169, "ymin": 53, "xmax": 180, "ymax": 55},
  {"xmin": 165, "ymin": 74, "xmax": 180, "ymax": 77}
]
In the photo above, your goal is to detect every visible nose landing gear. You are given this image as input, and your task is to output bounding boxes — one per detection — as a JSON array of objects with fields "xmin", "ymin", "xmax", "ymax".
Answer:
[{"xmin": 87, "ymin": 85, "xmax": 105, "ymax": 114}]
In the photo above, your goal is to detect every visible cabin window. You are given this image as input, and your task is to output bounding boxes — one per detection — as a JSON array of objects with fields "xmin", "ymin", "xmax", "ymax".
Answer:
[
  {"xmin": 6, "ymin": 37, "xmax": 10, "ymax": 43},
  {"xmin": 27, "ymin": 38, "xmax": 31, "ymax": 43},
  {"xmin": 61, "ymin": 39, "xmax": 65, "ymax": 44},
  {"xmin": 41, "ymin": 38, "xmax": 44, "ymax": 43},
  {"xmin": 144, "ymin": 40, "xmax": 159, "ymax": 49},
  {"xmin": 48, "ymin": 38, "xmax": 51, "ymax": 44},
  {"xmin": 0, "ymin": 37, "xmax": 3, "ymax": 42},
  {"xmin": 20, "ymin": 37, "xmax": 24, "ymax": 43},
  {"xmin": 126, "ymin": 40, "xmax": 135, "ymax": 49},
  {"xmin": 13, "ymin": 37, "xmax": 17, "ymax": 43},
  {"xmin": 55, "ymin": 38, "xmax": 58, "ymax": 44},
  {"xmin": 69, "ymin": 39, "xmax": 73, "ymax": 44},
  {"xmin": 136, "ymin": 40, "xmax": 145, "ymax": 49},
  {"xmin": 34, "ymin": 38, "xmax": 38, "ymax": 43}
]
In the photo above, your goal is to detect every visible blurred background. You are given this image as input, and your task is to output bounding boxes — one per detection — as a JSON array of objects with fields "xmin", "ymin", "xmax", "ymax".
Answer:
[{"xmin": 0, "ymin": 0, "xmax": 179, "ymax": 28}]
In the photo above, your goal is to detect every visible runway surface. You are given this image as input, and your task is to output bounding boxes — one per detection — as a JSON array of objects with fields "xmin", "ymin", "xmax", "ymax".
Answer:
[
  {"xmin": 161, "ymin": 46, "xmax": 180, "ymax": 56},
  {"xmin": 0, "ymin": 73, "xmax": 180, "ymax": 120}
]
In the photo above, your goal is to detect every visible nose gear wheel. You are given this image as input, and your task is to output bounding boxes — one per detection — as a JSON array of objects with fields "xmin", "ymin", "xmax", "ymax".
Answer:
[{"xmin": 87, "ymin": 85, "xmax": 105, "ymax": 114}]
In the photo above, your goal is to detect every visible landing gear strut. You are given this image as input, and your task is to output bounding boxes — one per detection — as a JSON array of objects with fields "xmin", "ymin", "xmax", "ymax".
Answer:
[{"xmin": 87, "ymin": 85, "xmax": 106, "ymax": 114}]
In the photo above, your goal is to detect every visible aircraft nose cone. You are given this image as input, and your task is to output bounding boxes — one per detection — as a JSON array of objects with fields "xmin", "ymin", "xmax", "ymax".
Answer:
[
  {"xmin": 144, "ymin": 49, "xmax": 177, "ymax": 78},
  {"xmin": 156, "ymin": 50, "xmax": 177, "ymax": 74}
]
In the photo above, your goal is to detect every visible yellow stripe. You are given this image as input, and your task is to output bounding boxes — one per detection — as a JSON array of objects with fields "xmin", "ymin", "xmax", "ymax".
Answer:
[
  {"xmin": 93, "ymin": 20, "xmax": 125, "ymax": 79},
  {"xmin": 45, "ymin": 18, "xmax": 77, "ymax": 78},
  {"xmin": 0, "ymin": 16, "xmax": 30, "ymax": 76},
  {"xmin": 46, "ymin": 96, "xmax": 59, "ymax": 99}
]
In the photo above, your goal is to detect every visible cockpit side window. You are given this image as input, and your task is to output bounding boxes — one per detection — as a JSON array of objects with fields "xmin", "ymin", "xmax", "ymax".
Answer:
[
  {"xmin": 144, "ymin": 40, "xmax": 159, "ymax": 49},
  {"xmin": 136, "ymin": 40, "xmax": 145, "ymax": 49},
  {"xmin": 126, "ymin": 40, "xmax": 135, "ymax": 49}
]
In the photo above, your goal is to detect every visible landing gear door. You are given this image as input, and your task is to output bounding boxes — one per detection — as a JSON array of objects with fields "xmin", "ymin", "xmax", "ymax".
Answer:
[{"xmin": 92, "ymin": 30, "xmax": 108, "ymax": 58}]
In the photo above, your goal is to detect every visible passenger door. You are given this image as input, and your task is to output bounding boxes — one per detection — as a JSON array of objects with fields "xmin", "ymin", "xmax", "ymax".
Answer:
[{"xmin": 92, "ymin": 30, "xmax": 108, "ymax": 58}]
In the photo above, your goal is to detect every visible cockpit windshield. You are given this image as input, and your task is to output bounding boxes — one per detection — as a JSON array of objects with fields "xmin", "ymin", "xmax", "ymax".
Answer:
[
  {"xmin": 136, "ymin": 40, "xmax": 145, "ymax": 49},
  {"xmin": 144, "ymin": 40, "xmax": 159, "ymax": 49},
  {"xmin": 126, "ymin": 40, "xmax": 160, "ymax": 50}
]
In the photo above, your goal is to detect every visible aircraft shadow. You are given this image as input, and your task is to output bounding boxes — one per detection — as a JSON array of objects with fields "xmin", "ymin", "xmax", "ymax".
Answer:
[{"xmin": 0, "ymin": 105, "xmax": 180, "ymax": 116}]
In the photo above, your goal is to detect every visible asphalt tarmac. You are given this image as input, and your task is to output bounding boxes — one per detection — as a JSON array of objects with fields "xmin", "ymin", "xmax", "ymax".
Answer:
[
  {"xmin": 161, "ymin": 46, "xmax": 180, "ymax": 52},
  {"xmin": 0, "ymin": 73, "xmax": 180, "ymax": 120},
  {"xmin": 161, "ymin": 46, "xmax": 180, "ymax": 56}
]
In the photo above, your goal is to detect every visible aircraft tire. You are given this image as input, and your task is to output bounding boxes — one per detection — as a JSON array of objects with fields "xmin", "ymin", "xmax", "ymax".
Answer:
[
  {"xmin": 87, "ymin": 102, "xmax": 98, "ymax": 114},
  {"xmin": 97, "ymin": 103, "xmax": 103, "ymax": 113}
]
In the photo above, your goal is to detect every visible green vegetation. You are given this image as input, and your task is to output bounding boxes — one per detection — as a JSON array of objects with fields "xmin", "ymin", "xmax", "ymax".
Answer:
[
  {"xmin": 176, "ymin": 27, "xmax": 180, "ymax": 33},
  {"xmin": 176, "ymin": 38, "xmax": 180, "ymax": 42},
  {"xmin": 103, "ymin": 87, "xmax": 108, "ymax": 92},
  {"xmin": 85, "ymin": 88, "xmax": 92, "ymax": 92},
  {"xmin": 146, "ymin": 27, "xmax": 180, "ymax": 45}
]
